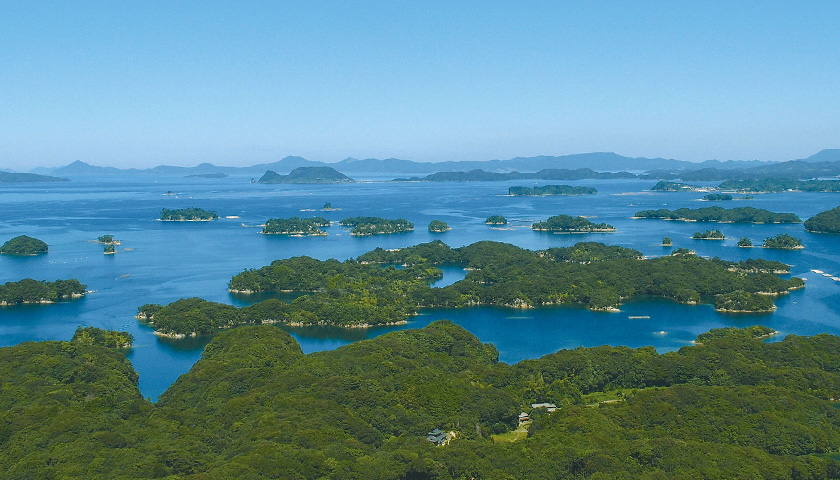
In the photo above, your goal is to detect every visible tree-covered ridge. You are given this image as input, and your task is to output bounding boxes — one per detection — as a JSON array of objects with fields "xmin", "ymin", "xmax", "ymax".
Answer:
[
  {"xmin": 719, "ymin": 178, "xmax": 840, "ymax": 193},
  {"xmin": 634, "ymin": 206, "xmax": 801, "ymax": 223},
  {"xmin": 339, "ymin": 216, "xmax": 414, "ymax": 236},
  {"xmin": 485, "ymin": 215, "xmax": 507, "ymax": 225},
  {"xmin": 763, "ymin": 233, "xmax": 804, "ymax": 249},
  {"xmin": 531, "ymin": 214, "xmax": 615, "ymax": 232},
  {"xmin": 159, "ymin": 207, "xmax": 218, "ymax": 221},
  {"xmin": 262, "ymin": 216, "xmax": 330, "ymax": 235},
  {"xmin": 0, "ymin": 235, "xmax": 48, "ymax": 255},
  {"xmin": 692, "ymin": 229, "xmax": 725, "ymax": 239},
  {"xmin": 0, "ymin": 278, "xmax": 86, "ymax": 305},
  {"xmin": 805, "ymin": 206, "xmax": 840, "ymax": 233},
  {"xmin": 650, "ymin": 180, "xmax": 703, "ymax": 191},
  {"xmin": 703, "ymin": 193, "xmax": 733, "ymax": 201},
  {"xmin": 6, "ymin": 323, "xmax": 840, "ymax": 478},
  {"xmin": 508, "ymin": 185, "xmax": 597, "ymax": 196}
]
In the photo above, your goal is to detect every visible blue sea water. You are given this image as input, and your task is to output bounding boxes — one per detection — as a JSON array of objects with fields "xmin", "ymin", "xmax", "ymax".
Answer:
[{"xmin": 1, "ymin": 175, "xmax": 839, "ymax": 400}]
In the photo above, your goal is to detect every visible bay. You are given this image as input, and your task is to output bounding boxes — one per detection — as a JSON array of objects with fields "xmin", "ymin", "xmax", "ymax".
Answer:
[{"xmin": 1, "ymin": 175, "xmax": 838, "ymax": 400}]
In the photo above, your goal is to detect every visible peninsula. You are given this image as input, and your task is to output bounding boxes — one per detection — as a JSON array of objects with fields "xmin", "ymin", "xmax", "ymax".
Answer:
[
  {"xmin": 804, "ymin": 206, "xmax": 840, "ymax": 233},
  {"xmin": 7, "ymin": 322, "xmax": 840, "ymax": 478}
]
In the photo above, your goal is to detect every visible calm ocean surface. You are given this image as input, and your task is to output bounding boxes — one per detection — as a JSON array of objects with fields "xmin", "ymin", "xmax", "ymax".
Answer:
[{"xmin": 2, "ymin": 174, "xmax": 839, "ymax": 400}]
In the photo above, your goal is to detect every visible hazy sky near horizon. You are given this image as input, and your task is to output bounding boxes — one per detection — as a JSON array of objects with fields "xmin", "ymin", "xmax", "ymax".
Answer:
[{"xmin": 1, "ymin": 1, "xmax": 839, "ymax": 170}]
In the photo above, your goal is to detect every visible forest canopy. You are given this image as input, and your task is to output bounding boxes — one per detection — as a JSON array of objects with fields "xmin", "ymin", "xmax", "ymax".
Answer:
[{"xmin": 4, "ymin": 322, "xmax": 840, "ymax": 478}]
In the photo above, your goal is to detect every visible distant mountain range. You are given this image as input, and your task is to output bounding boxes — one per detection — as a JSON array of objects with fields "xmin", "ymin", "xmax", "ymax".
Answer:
[{"xmin": 24, "ymin": 149, "xmax": 840, "ymax": 179}]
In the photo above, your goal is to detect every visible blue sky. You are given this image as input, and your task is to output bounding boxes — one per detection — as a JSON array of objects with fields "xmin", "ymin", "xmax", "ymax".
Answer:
[{"xmin": 1, "ymin": 1, "xmax": 838, "ymax": 170}]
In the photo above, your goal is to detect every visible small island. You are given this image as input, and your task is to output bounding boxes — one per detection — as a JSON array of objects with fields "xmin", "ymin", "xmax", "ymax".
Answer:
[
  {"xmin": 532, "ymin": 215, "xmax": 615, "ymax": 233},
  {"xmin": 715, "ymin": 290, "xmax": 776, "ymax": 313},
  {"xmin": 428, "ymin": 220, "xmax": 451, "ymax": 233},
  {"xmin": 0, "ymin": 278, "xmax": 87, "ymax": 306},
  {"xmin": 737, "ymin": 237, "xmax": 753, "ymax": 248},
  {"xmin": 71, "ymin": 326, "xmax": 133, "ymax": 348},
  {"xmin": 662, "ymin": 237, "xmax": 672, "ymax": 246},
  {"xmin": 160, "ymin": 208, "xmax": 219, "ymax": 221},
  {"xmin": 97, "ymin": 234, "xmax": 120, "ymax": 245},
  {"xmin": 508, "ymin": 185, "xmax": 597, "ymax": 196},
  {"xmin": 485, "ymin": 215, "xmax": 507, "ymax": 225},
  {"xmin": 650, "ymin": 180, "xmax": 705, "ymax": 192},
  {"xmin": 703, "ymin": 193, "xmax": 733, "ymax": 201},
  {"xmin": 804, "ymin": 206, "xmax": 840, "ymax": 233},
  {"xmin": 763, "ymin": 233, "xmax": 804, "ymax": 249},
  {"xmin": 104, "ymin": 244, "xmax": 116, "ymax": 254},
  {"xmin": 322, "ymin": 202, "xmax": 339, "ymax": 211},
  {"xmin": 0, "ymin": 235, "xmax": 48, "ymax": 255},
  {"xmin": 262, "ymin": 217, "xmax": 330, "ymax": 236},
  {"xmin": 692, "ymin": 229, "xmax": 725, "ymax": 240},
  {"xmin": 258, "ymin": 166, "xmax": 354, "ymax": 184},
  {"xmin": 339, "ymin": 217, "xmax": 414, "ymax": 236},
  {"xmin": 633, "ymin": 206, "xmax": 801, "ymax": 224}
]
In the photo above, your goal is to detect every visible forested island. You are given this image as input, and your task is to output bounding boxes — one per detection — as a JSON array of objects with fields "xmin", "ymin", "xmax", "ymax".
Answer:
[
  {"xmin": 5, "ymin": 322, "xmax": 840, "ymax": 478},
  {"xmin": 97, "ymin": 234, "xmax": 120, "ymax": 245},
  {"xmin": 649, "ymin": 180, "xmax": 705, "ymax": 191},
  {"xmin": 692, "ymin": 229, "xmax": 725, "ymax": 240},
  {"xmin": 718, "ymin": 178, "xmax": 840, "ymax": 193},
  {"xmin": 0, "ymin": 235, "xmax": 48, "ymax": 255},
  {"xmin": 392, "ymin": 167, "xmax": 636, "ymax": 182},
  {"xmin": 0, "ymin": 278, "xmax": 86, "ymax": 305},
  {"xmin": 428, "ymin": 219, "xmax": 451, "ymax": 232},
  {"xmin": 738, "ymin": 237, "xmax": 753, "ymax": 247},
  {"xmin": 703, "ymin": 193, "xmax": 733, "ymax": 201},
  {"xmin": 262, "ymin": 217, "xmax": 330, "ymax": 236},
  {"xmin": 485, "ymin": 215, "xmax": 507, "ymax": 225},
  {"xmin": 531, "ymin": 215, "xmax": 615, "ymax": 233},
  {"xmin": 634, "ymin": 206, "xmax": 801, "ymax": 223},
  {"xmin": 0, "ymin": 171, "xmax": 68, "ymax": 183},
  {"xmin": 258, "ymin": 166, "xmax": 354, "ymax": 184},
  {"xmin": 339, "ymin": 216, "xmax": 414, "ymax": 236},
  {"xmin": 805, "ymin": 206, "xmax": 840, "ymax": 233},
  {"xmin": 159, "ymin": 208, "xmax": 219, "ymax": 221},
  {"xmin": 508, "ymin": 185, "xmax": 597, "ymax": 196},
  {"xmin": 71, "ymin": 326, "xmax": 134, "ymax": 348},
  {"xmin": 763, "ymin": 233, "xmax": 804, "ymax": 249},
  {"xmin": 140, "ymin": 240, "xmax": 801, "ymax": 337}
]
